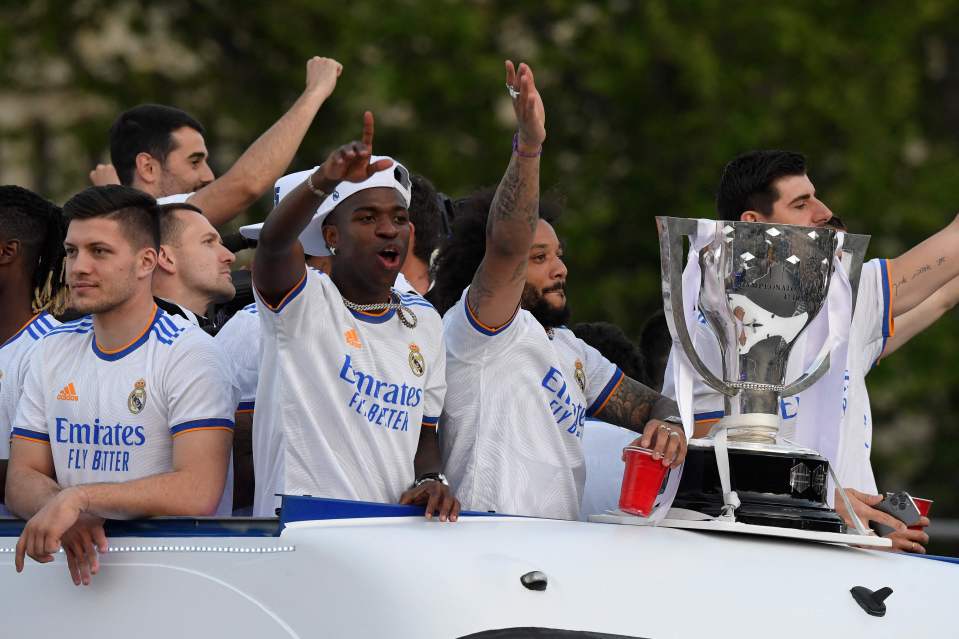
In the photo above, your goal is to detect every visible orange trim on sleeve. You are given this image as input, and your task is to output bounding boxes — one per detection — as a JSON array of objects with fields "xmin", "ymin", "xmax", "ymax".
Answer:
[
  {"xmin": 171, "ymin": 426, "xmax": 235, "ymax": 438},
  {"xmin": 11, "ymin": 434, "xmax": 51, "ymax": 445},
  {"xmin": 465, "ymin": 299, "xmax": 518, "ymax": 333},
  {"xmin": 592, "ymin": 374, "xmax": 625, "ymax": 416},
  {"xmin": 262, "ymin": 270, "xmax": 307, "ymax": 312}
]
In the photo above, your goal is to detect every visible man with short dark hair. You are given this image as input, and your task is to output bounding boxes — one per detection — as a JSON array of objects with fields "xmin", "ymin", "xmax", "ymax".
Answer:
[
  {"xmin": 153, "ymin": 202, "xmax": 236, "ymax": 323},
  {"xmin": 94, "ymin": 57, "xmax": 344, "ymax": 226},
  {"xmin": 0, "ymin": 186, "xmax": 67, "ymax": 514},
  {"xmin": 665, "ymin": 149, "xmax": 959, "ymax": 552},
  {"xmin": 6, "ymin": 185, "xmax": 235, "ymax": 585},
  {"xmin": 399, "ymin": 174, "xmax": 446, "ymax": 295}
]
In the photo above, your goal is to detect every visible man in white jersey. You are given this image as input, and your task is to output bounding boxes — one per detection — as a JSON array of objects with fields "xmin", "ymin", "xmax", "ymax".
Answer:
[
  {"xmin": 0, "ymin": 186, "xmax": 67, "ymax": 514},
  {"xmin": 663, "ymin": 149, "xmax": 959, "ymax": 552},
  {"xmin": 92, "ymin": 57, "xmax": 343, "ymax": 227},
  {"xmin": 6, "ymin": 185, "xmax": 235, "ymax": 585},
  {"xmin": 430, "ymin": 61, "xmax": 687, "ymax": 521},
  {"xmin": 251, "ymin": 113, "xmax": 456, "ymax": 521}
]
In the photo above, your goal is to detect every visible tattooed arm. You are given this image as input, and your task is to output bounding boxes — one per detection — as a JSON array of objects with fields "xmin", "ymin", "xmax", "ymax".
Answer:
[
  {"xmin": 595, "ymin": 376, "xmax": 687, "ymax": 468},
  {"xmin": 887, "ymin": 213, "xmax": 959, "ymax": 316},
  {"xmin": 467, "ymin": 61, "xmax": 547, "ymax": 328},
  {"xmin": 880, "ymin": 273, "xmax": 959, "ymax": 359}
]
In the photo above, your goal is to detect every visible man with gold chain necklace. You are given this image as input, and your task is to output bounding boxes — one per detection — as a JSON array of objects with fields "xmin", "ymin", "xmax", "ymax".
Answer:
[{"xmin": 251, "ymin": 112, "xmax": 457, "ymax": 521}]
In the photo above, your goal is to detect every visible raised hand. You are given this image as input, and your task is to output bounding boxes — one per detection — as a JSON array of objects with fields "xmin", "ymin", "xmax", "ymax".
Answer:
[
  {"xmin": 304, "ymin": 56, "xmax": 343, "ymax": 102},
  {"xmin": 506, "ymin": 60, "xmax": 546, "ymax": 150},
  {"xmin": 89, "ymin": 163, "xmax": 120, "ymax": 186},
  {"xmin": 316, "ymin": 111, "xmax": 394, "ymax": 186}
]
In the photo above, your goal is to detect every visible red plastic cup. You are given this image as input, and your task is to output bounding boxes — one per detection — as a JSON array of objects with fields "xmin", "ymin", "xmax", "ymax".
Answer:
[
  {"xmin": 909, "ymin": 497, "xmax": 933, "ymax": 531},
  {"xmin": 619, "ymin": 446, "xmax": 669, "ymax": 517}
]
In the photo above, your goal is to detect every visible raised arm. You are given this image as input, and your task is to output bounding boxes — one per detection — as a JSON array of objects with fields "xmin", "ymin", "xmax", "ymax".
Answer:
[
  {"xmin": 880, "ymin": 272, "xmax": 959, "ymax": 359},
  {"xmin": 887, "ymin": 213, "xmax": 959, "ymax": 316},
  {"xmin": 253, "ymin": 111, "xmax": 393, "ymax": 306},
  {"xmin": 467, "ymin": 61, "xmax": 546, "ymax": 328},
  {"xmin": 188, "ymin": 56, "xmax": 343, "ymax": 226}
]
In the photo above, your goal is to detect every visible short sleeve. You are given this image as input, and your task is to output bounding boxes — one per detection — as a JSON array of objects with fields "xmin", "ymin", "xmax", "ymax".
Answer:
[
  {"xmin": 850, "ymin": 259, "xmax": 894, "ymax": 361},
  {"xmin": 163, "ymin": 330, "xmax": 236, "ymax": 438},
  {"xmin": 10, "ymin": 345, "xmax": 50, "ymax": 447},
  {"xmin": 254, "ymin": 267, "xmax": 326, "ymax": 338},
  {"xmin": 576, "ymin": 339, "xmax": 621, "ymax": 417},
  {"xmin": 215, "ymin": 308, "xmax": 261, "ymax": 410},
  {"xmin": 442, "ymin": 287, "xmax": 525, "ymax": 363},
  {"xmin": 420, "ymin": 329, "xmax": 447, "ymax": 431}
]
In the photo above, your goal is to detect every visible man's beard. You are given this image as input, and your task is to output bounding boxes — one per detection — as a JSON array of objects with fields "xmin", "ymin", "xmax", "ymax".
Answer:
[{"xmin": 521, "ymin": 282, "xmax": 571, "ymax": 328}]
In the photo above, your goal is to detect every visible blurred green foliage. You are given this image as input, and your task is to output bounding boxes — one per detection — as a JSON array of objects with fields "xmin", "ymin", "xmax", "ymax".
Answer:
[{"xmin": 1, "ymin": 0, "xmax": 956, "ymax": 551}]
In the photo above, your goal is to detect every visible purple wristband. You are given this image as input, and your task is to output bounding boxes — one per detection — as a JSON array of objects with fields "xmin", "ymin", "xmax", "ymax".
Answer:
[{"xmin": 513, "ymin": 132, "xmax": 542, "ymax": 158}]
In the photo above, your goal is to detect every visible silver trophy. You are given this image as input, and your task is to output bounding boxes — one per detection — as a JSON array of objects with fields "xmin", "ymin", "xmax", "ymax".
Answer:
[{"xmin": 657, "ymin": 216, "xmax": 870, "ymax": 531}]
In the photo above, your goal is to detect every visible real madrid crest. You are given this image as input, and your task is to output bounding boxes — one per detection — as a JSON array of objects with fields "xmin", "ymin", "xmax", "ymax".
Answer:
[
  {"xmin": 128, "ymin": 378, "xmax": 147, "ymax": 414},
  {"xmin": 574, "ymin": 359, "xmax": 586, "ymax": 393},
  {"xmin": 408, "ymin": 343, "xmax": 426, "ymax": 377}
]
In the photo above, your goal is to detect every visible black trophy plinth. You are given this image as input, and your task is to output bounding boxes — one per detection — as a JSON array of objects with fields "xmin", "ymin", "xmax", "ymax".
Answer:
[{"xmin": 674, "ymin": 440, "xmax": 847, "ymax": 533}]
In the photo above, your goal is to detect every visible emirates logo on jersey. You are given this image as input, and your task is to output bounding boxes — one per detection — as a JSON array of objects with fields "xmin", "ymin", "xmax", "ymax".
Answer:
[{"xmin": 128, "ymin": 378, "xmax": 147, "ymax": 415}]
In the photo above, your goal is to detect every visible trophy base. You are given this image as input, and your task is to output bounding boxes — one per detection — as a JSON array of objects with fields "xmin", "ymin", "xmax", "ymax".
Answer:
[{"xmin": 674, "ymin": 439, "xmax": 846, "ymax": 534}]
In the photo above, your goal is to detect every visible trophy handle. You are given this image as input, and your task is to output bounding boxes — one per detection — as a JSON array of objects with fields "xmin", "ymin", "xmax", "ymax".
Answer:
[
  {"xmin": 780, "ymin": 232, "xmax": 871, "ymax": 397},
  {"xmin": 657, "ymin": 216, "xmax": 737, "ymax": 397}
]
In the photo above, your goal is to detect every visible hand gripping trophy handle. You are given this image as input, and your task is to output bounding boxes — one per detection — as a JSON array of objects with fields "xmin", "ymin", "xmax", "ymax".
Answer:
[{"xmin": 657, "ymin": 216, "xmax": 737, "ymax": 398}]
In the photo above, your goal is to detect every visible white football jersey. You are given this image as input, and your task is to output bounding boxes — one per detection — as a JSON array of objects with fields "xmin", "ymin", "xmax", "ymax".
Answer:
[
  {"xmin": 441, "ymin": 289, "xmax": 621, "ymax": 521},
  {"xmin": 0, "ymin": 313, "xmax": 59, "ymax": 515},
  {"xmin": 251, "ymin": 269, "xmax": 446, "ymax": 516},
  {"xmin": 215, "ymin": 303, "xmax": 260, "ymax": 414},
  {"xmin": 11, "ymin": 307, "xmax": 236, "ymax": 510},
  {"xmin": 662, "ymin": 258, "xmax": 893, "ymax": 496}
]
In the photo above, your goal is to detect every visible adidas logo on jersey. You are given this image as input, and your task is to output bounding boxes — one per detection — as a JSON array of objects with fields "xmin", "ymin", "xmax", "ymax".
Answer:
[
  {"xmin": 57, "ymin": 382, "xmax": 79, "ymax": 401},
  {"xmin": 344, "ymin": 329, "xmax": 362, "ymax": 349}
]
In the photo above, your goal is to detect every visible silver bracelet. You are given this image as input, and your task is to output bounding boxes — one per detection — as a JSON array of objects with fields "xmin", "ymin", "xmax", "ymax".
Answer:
[{"xmin": 307, "ymin": 170, "xmax": 330, "ymax": 198}]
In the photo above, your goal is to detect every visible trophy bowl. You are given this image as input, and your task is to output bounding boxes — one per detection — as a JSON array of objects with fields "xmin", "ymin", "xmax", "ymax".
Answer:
[{"xmin": 657, "ymin": 216, "xmax": 870, "ymax": 533}]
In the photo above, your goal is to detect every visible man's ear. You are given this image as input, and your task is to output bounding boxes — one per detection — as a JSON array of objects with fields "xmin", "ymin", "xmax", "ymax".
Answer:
[
  {"xmin": 138, "ymin": 247, "xmax": 159, "ymax": 280},
  {"xmin": 156, "ymin": 244, "xmax": 176, "ymax": 275},
  {"xmin": 0, "ymin": 239, "xmax": 20, "ymax": 265},
  {"xmin": 322, "ymin": 225, "xmax": 338, "ymax": 253},
  {"xmin": 740, "ymin": 211, "xmax": 763, "ymax": 223},
  {"xmin": 406, "ymin": 221, "xmax": 416, "ymax": 258},
  {"xmin": 134, "ymin": 152, "xmax": 159, "ymax": 186}
]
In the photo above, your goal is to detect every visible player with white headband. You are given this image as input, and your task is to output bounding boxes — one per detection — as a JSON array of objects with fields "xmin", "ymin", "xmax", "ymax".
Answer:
[{"xmin": 251, "ymin": 112, "xmax": 456, "ymax": 521}]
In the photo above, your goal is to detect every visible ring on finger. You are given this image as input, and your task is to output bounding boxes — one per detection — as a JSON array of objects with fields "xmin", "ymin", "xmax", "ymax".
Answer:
[
  {"xmin": 506, "ymin": 83, "xmax": 519, "ymax": 99},
  {"xmin": 668, "ymin": 431, "xmax": 680, "ymax": 439}
]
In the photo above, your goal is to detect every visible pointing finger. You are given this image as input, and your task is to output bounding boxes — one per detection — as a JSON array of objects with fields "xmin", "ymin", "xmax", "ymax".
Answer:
[{"xmin": 361, "ymin": 111, "xmax": 375, "ymax": 149}]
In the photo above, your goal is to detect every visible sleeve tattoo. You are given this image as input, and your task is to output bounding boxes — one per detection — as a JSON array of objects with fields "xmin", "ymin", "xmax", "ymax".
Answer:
[{"xmin": 595, "ymin": 376, "xmax": 677, "ymax": 433}]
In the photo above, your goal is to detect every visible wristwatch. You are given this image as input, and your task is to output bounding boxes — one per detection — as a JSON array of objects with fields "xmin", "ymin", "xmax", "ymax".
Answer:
[
  {"xmin": 661, "ymin": 415, "xmax": 684, "ymax": 427},
  {"xmin": 413, "ymin": 472, "xmax": 449, "ymax": 488}
]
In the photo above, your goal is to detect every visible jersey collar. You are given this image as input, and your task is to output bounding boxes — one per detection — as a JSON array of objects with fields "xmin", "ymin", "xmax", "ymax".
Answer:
[{"xmin": 92, "ymin": 305, "xmax": 162, "ymax": 361}]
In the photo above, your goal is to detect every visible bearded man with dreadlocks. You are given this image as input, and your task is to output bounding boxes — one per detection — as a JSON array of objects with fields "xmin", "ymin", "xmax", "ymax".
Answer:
[{"xmin": 0, "ymin": 186, "xmax": 67, "ymax": 514}]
